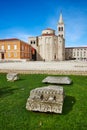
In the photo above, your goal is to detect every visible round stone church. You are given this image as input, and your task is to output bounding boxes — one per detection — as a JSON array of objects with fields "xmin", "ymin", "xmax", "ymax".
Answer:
[{"xmin": 28, "ymin": 13, "xmax": 65, "ymax": 61}]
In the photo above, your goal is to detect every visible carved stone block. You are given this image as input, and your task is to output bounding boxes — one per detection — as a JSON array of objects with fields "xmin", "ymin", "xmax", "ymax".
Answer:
[
  {"xmin": 7, "ymin": 73, "xmax": 19, "ymax": 81},
  {"xmin": 26, "ymin": 85, "xmax": 65, "ymax": 113},
  {"xmin": 42, "ymin": 76, "xmax": 72, "ymax": 84}
]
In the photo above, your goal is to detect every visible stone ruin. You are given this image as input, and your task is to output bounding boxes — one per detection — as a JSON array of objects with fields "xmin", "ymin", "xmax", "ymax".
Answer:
[
  {"xmin": 6, "ymin": 73, "xmax": 19, "ymax": 81},
  {"xmin": 42, "ymin": 76, "xmax": 72, "ymax": 85},
  {"xmin": 26, "ymin": 85, "xmax": 65, "ymax": 114}
]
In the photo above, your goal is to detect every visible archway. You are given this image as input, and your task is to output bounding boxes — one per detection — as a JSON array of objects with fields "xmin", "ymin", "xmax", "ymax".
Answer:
[{"xmin": 31, "ymin": 48, "xmax": 36, "ymax": 61}]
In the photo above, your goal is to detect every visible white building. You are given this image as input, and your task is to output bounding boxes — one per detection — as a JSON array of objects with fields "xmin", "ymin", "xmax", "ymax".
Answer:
[
  {"xmin": 28, "ymin": 13, "xmax": 65, "ymax": 61},
  {"xmin": 65, "ymin": 47, "xmax": 87, "ymax": 60}
]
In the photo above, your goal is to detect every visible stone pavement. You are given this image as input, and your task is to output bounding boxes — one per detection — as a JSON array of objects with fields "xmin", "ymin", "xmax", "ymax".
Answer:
[{"xmin": 0, "ymin": 61, "xmax": 87, "ymax": 75}]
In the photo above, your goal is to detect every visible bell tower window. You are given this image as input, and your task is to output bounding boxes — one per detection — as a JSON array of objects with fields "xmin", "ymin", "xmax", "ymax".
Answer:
[
  {"xmin": 59, "ymin": 27, "xmax": 60, "ymax": 31},
  {"xmin": 61, "ymin": 27, "xmax": 63, "ymax": 31}
]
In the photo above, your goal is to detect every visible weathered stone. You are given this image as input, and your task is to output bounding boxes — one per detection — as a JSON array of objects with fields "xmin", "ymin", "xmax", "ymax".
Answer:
[
  {"xmin": 6, "ymin": 73, "xmax": 19, "ymax": 81},
  {"xmin": 42, "ymin": 76, "xmax": 72, "ymax": 85},
  {"xmin": 26, "ymin": 85, "xmax": 65, "ymax": 113}
]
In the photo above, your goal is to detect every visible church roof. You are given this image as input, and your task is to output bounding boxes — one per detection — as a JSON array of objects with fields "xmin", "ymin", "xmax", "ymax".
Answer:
[
  {"xmin": 42, "ymin": 34, "xmax": 55, "ymax": 36},
  {"xmin": 45, "ymin": 28, "xmax": 55, "ymax": 31}
]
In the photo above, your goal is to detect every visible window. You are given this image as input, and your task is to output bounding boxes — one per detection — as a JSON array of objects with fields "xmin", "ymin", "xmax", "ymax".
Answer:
[
  {"xmin": 14, "ymin": 44, "xmax": 17, "ymax": 50},
  {"xmin": 22, "ymin": 45, "xmax": 24, "ymax": 51},
  {"xmin": 34, "ymin": 41, "xmax": 35, "ymax": 44},
  {"xmin": 59, "ymin": 27, "xmax": 63, "ymax": 31},
  {"xmin": 31, "ymin": 41, "xmax": 32, "ymax": 44},
  {"xmin": 77, "ymin": 51, "xmax": 79, "ymax": 56},
  {"xmin": 14, "ymin": 52, "xmax": 17, "ymax": 57},
  {"xmin": 80, "ymin": 52, "xmax": 82, "ymax": 57},
  {"xmin": 84, "ymin": 52, "xmax": 86, "ymax": 57},
  {"xmin": 74, "ymin": 52, "xmax": 75, "ymax": 56},
  {"xmin": 8, "ymin": 45, "xmax": 10, "ymax": 50},
  {"xmin": 1, "ymin": 45, "xmax": 4, "ymax": 50},
  {"xmin": 59, "ymin": 27, "xmax": 60, "ymax": 31},
  {"xmin": 8, "ymin": 53, "xmax": 11, "ymax": 57},
  {"xmin": 60, "ymin": 27, "xmax": 63, "ymax": 31}
]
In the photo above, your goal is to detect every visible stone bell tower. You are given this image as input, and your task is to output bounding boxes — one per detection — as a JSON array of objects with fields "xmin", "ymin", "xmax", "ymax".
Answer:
[{"xmin": 57, "ymin": 13, "xmax": 65, "ymax": 61}]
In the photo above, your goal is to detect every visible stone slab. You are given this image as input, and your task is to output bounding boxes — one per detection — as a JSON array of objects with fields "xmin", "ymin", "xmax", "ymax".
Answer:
[
  {"xmin": 26, "ymin": 85, "xmax": 65, "ymax": 114},
  {"xmin": 6, "ymin": 73, "xmax": 19, "ymax": 81},
  {"xmin": 42, "ymin": 76, "xmax": 72, "ymax": 84}
]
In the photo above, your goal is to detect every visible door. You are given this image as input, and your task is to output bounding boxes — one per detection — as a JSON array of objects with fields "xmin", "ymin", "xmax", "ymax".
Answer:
[
  {"xmin": 1, "ymin": 53, "xmax": 4, "ymax": 59},
  {"xmin": 31, "ymin": 48, "xmax": 36, "ymax": 61}
]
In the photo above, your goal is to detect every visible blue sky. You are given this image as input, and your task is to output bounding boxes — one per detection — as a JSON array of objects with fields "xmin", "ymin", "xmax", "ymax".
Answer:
[{"xmin": 0, "ymin": 0, "xmax": 87, "ymax": 47}]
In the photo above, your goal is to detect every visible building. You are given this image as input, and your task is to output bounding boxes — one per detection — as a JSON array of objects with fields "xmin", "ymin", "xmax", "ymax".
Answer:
[
  {"xmin": 28, "ymin": 13, "xmax": 65, "ymax": 61},
  {"xmin": 65, "ymin": 47, "xmax": 87, "ymax": 60},
  {"xmin": 0, "ymin": 38, "xmax": 31, "ymax": 61}
]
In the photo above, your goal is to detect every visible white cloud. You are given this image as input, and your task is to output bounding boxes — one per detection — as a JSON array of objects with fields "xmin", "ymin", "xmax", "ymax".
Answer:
[
  {"xmin": 65, "ymin": 14, "xmax": 87, "ymax": 46},
  {"xmin": 0, "ymin": 28, "xmax": 32, "ymax": 42}
]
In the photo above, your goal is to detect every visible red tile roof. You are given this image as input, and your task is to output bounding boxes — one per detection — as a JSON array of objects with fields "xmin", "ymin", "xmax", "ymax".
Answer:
[
  {"xmin": 0, "ymin": 38, "xmax": 19, "ymax": 41},
  {"xmin": 42, "ymin": 34, "xmax": 55, "ymax": 36},
  {"xmin": 0, "ymin": 38, "xmax": 29, "ymax": 45},
  {"xmin": 44, "ymin": 28, "xmax": 55, "ymax": 31}
]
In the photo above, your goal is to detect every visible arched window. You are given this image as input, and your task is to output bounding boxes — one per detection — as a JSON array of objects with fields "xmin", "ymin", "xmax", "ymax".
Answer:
[
  {"xmin": 61, "ymin": 27, "xmax": 63, "ymax": 31},
  {"xmin": 59, "ymin": 27, "xmax": 60, "ymax": 31}
]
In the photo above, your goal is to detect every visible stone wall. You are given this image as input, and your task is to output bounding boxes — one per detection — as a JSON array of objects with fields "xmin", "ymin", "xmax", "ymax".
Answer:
[{"xmin": 0, "ymin": 69, "xmax": 87, "ymax": 75}]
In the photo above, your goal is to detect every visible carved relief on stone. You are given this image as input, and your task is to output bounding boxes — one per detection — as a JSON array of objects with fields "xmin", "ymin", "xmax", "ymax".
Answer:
[{"xmin": 26, "ymin": 85, "xmax": 65, "ymax": 114}]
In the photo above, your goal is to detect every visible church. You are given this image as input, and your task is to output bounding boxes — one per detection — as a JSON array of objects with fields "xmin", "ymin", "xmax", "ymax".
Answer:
[{"xmin": 28, "ymin": 13, "xmax": 65, "ymax": 61}]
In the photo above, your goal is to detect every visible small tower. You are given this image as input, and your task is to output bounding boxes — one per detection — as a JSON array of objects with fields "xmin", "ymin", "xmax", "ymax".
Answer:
[{"xmin": 57, "ymin": 13, "xmax": 65, "ymax": 38}]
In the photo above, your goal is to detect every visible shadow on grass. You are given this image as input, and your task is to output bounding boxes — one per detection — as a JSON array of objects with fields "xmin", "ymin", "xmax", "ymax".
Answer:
[
  {"xmin": 0, "ymin": 86, "xmax": 20, "ymax": 98},
  {"xmin": 62, "ymin": 95, "xmax": 76, "ymax": 115},
  {"xmin": 42, "ymin": 82, "xmax": 73, "ymax": 86}
]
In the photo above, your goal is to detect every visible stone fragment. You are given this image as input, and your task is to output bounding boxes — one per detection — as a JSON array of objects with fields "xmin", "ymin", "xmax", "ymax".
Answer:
[
  {"xmin": 26, "ymin": 85, "xmax": 65, "ymax": 114},
  {"xmin": 6, "ymin": 73, "xmax": 19, "ymax": 81},
  {"xmin": 42, "ymin": 76, "xmax": 72, "ymax": 85}
]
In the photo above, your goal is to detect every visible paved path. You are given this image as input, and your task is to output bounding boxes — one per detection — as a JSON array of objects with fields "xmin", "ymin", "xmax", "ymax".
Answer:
[{"xmin": 0, "ymin": 61, "xmax": 87, "ymax": 75}]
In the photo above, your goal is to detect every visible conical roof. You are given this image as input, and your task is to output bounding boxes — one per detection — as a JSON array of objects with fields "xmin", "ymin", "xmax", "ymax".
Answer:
[{"xmin": 59, "ymin": 13, "xmax": 64, "ymax": 24}]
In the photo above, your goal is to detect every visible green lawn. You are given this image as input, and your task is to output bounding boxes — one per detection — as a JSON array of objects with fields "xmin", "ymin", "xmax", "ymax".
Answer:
[{"xmin": 0, "ymin": 73, "xmax": 87, "ymax": 130}]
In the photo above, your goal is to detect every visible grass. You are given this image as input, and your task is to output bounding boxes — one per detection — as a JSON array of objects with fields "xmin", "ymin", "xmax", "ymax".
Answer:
[{"xmin": 0, "ymin": 73, "xmax": 87, "ymax": 130}]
